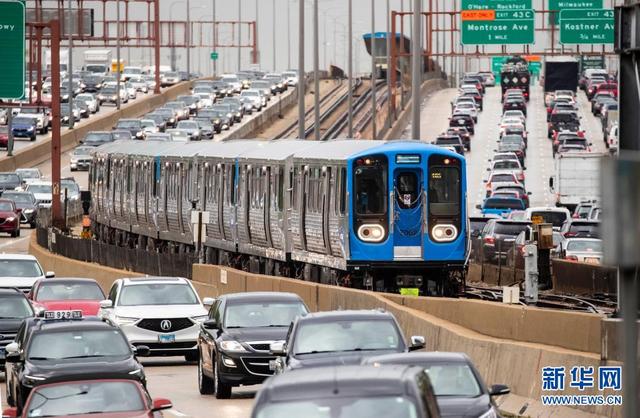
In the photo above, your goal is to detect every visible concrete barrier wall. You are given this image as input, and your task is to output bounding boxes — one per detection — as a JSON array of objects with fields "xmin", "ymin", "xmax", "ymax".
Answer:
[
  {"xmin": 28, "ymin": 235, "xmax": 623, "ymax": 417},
  {"xmin": 552, "ymin": 259, "xmax": 617, "ymax": 295},
  {"xmin": 0, "ymin": 82, "xmax": 194, "ymax": 172}
]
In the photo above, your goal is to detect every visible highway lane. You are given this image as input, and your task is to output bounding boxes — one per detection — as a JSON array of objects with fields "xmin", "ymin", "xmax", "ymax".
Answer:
[{"xmin": 410, "ymin": 84, "xmax": 607, "ymax": 213}]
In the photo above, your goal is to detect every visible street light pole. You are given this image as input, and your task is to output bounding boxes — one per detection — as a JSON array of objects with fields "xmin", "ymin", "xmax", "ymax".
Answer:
[
  {"xmin": 186, "ymin": 0, "xmax": 191, "ymax": 79},
  {"xmin": 116, "ymin": 0, "xmax": 121, "ymax": 110},
  {"xmin": 273, "ymin": 0, "xmax": 277, "ymax": 70},
  {"xmin": 287, "ymin": 0, "xmax": 291, "ymax": 69},
  {"xmin": 68, "ymin": 0, "xmax": 74, "ymax": 129},
  {"xmin": 370, "ymin": 0, "xmax": 376, "ymax": 140},
  {"xmin": 213, "ymin": 0, "xmax": 217, "ymax": 76},
  {"xmin": 386, "ymin": 0, "xmax": 392, "ymax": 128},
  {"xmin": 297, "ymin": 0, "xmax": 305, "ymax": 139},
  {"xmin": 411, "ymin": 0, "xmax": 421, "ymax": 140},
  {"xmin": 347, "ymin": 0, "xmax": 353, "ymax": 137},
  {"xmin": 238, "ymin": 0, "xmax": 242, "ymax": 71},
  {"xmin": 313, "ymin": 0, "xmax": 320, "ymax": 141}
]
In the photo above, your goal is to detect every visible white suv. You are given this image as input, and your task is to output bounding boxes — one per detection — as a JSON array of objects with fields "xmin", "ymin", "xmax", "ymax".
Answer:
[
  {"xmin": 0, "ymin": 254, "xmax": 54, "ymax": 293},
  {"xmin": 99, "ymin": 277, "xmax": 208, "ymax": 361}
]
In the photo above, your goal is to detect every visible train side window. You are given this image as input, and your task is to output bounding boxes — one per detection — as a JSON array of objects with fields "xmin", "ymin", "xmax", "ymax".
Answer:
[
  {"xmin": 290, "ymin": 168, "xmax": 296, "ymax": 208},
  {"xmin": 278, "ymin": 166, "xmax": 284, "ymax": 211},
  {"xmin": 230, "ymin": 165, "xmax": 236, "ymax": 205},
  {"xmin": 339, "ymin": 167, "xmax": 347, "ymax": 215}
]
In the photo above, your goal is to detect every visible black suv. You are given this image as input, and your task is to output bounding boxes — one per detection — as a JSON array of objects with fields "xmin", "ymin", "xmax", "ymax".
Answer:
[
  {"xmin": 548, "ymin": 111, "xmax": 580, "ymax": 138},
  {"xmin": 0, "ymin": 172, "xmax": 23, "ymax": 196},
  {"xmin": 0, "ymin": 288, "xmax": 34, "ymax": 368},
  {"xmin": 197, "ymin": 292, "xmax": 309, "ymax": 399},
  {"xmin": 251, "ymin": 365, "xmax": 441, "ymax": 418},
  {"xmin": 4, "ymin": 315, "xmax": 150, "ymax": 412},
  {"xmin": 433, "ymin": 135, "xmax": 465, "ymax": 155},
  {"xmin": 480, "ymin": 219, "xmax": 531, "ymax": 262},
  {"xmin": 449, "ymin": 114, "xmax": 475, "ymax": 135},
  {"xmin": 269, "ymin": 310, "xmax": 425, "ymax": 374}
]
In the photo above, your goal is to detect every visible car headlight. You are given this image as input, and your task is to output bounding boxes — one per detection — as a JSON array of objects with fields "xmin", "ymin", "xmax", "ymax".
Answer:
[
  {"xmin": 191, "ymin": 315, "xmax": 208, "ymax": 323},
  {"xmin": 220, "ymin": 340, "xmax": 247, "ymax": 353},
  {"xmin": 169, "ymin": 118, "xmax": 175, "ymax": 123},
  {"xmin": 214, "ymin": 119, "xmax": 220, "ymax": 124},
  {"xmin": 24, "ymin": 209, "xmax": 34, "ymax": 214},
  {"xmin": 6, "ymin": 217, "xmax": 15, "ymax": 222},
  {"xmin": 63, "ymin": 94, "xmax": 69, "ymax": 100},
  {"xmin": 115, "ymin": 315, "xmax": 140, "ymax": 325},
  {"xmin": 135, "ymin": 132, "xmax": 143, "ymax": 138},
  {"xmin": 112, "ymin": 95, "xmax": 118, "ymax": 100},
  {"xmin": 24, "ymin": 375, "xmax": 47, "ymax": 386},
  {"xmin": 478, "ymin": 407, "xmax": 499, "ymax": 418},
  {"xmin": 27, "ymin": 126, "xmax": 35, "ymax": 130}
]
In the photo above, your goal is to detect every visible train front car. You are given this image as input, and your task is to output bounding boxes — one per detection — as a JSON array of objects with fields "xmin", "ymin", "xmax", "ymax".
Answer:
[{"xmin": 347, "ymin": 141, "xmax": 468, "ymax": 296}]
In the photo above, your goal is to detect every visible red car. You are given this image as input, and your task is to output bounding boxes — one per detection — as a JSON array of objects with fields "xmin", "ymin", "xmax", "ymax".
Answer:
[
  {"xmin": 0, "ymin": 198, "xmax": 21, "ymax": 237},
  {"xmin": 595, "ymin": 82, "xmax": 618, "ymax": 98},
  {"xmin": 28, "ymin": 277, "xmax": 106, "ymax": 316},
  {"xmin": 0, "ymin": 126, "xmax": 8, "ymax": 149},
  {"xmin": 2, "ymin": 379, "xmax": 173, "ymax": 418}
]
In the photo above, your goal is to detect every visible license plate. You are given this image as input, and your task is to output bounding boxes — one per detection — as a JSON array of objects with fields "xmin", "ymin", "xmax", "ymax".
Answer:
[
  {"xmin": 44, "ymin": 310, "xmax": 82, "ymax": 320},
  {"xmin": 585, "ymin": 258, "xmax": 600, "ymax": 264},
  {"xmin": 158, "ymin": 334, "xmax": 176, "ymax": 343}
]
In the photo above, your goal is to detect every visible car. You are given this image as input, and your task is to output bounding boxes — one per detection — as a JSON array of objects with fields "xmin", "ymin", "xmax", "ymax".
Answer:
[
  {"xmin": 484, "ymin": 171, "xmax": 521, "ymax": 197},
  {"xmin": 194, "ymin": 92, "xmax": 215, "ymax": 107},
  {"xmin": 511, "ymin": 230, "xmax": 562, "ymax": 268},
  {"xmin": 0, "ymin": 254, "xmax": 54, "ymax": 294},
  {"xmin": 491, "ymin": 152, "xmax": 520, "ymax": 165},
  {"xmin": 552, "ymin": 132, "xmax": 588, "ymax": 155},
  {"xmin": 97, "ymin": 85, "xmax": 125, "ymax": 105},
  {"xmin": 0, "ymin": 172, "xmax": 22, "ymax": 195},
  {"xmin": 449, "ymin": 113, "xmax": 475, "ymax": 135},
  {"xmin": 176, "ymin": 94, "xmax": 201, "ymax": 115},
  {"xmin": 198, "ymin": 109, "xmax": 228, "ymax": 131},
  {"xmin": 25, "ymin": 181, "xmax": 53, "ymax": 208},
  {"xmin": 269, "ymin": 310, "xmax": 425, "ymax": 374},
  {"xmin": 114, "ymin": 119, "xmax": 145, "ymax": 140},
  {"xmin": 13, "ymin": 169, "xmax": 41, "ymax": 190},
  {"xmin": 502, "ymin": 98, "xmax": 527, "ymax": 116},
  {"xmin": 194, "ymin": 118, "xmax": 215, "ymax": 139},
  {"xmin": 502, "ymin": 110, "xmax": 526, "ymax": 124},
  {"xmin": 0, "ymin": 288, "xmax": 35, "ymax": 368},
  {"xmin": 240, "ymin": 89, "xmax": 264, "ymax": 110},
  {"xmin": 221, "ymin": 74, "xmax": 243, "ymax": 93},
  {"xmin": 362, "ymin": 352, "xmax": 509, "ymax": 418},
  {"xmin": 444, "ymin": 127, "xmax": 471, "ymax": 150},
  {"xmin": 0, "ymin": 126, "xmax": 8, "ymax": 149},
  {"xmin": 478, "ymin": 70, "xmax": 496, "ymax": 86},
  {"xmin": 197, "ymin": 292, "xmax": 309, "ymax": 398},
  {"xmin": 595, "ymin": 82, "xmax": 618, "ymax": 98},
  {"xmin": 11, "ymin": 116, "xmax": 38, "ymax": 141},
  {"xmin": 479, "ymin": 219, "xmax": 531, "ymax": 261},
  {"xmin": 129, "ymin": 74, "xmax": 150, "ymax": 93},
  {"xmin": 222, "ymin": 97, "xmax": 245, "ymax": 122},
  {"xmin": 145, "ymin": 133, "xmax": 174, "ymax": 142},
  {"xmin": 497, "ymin": 135, "xmax": 526, "ymax": 164},
  {"xmin": 15, "ymin": 108, "xmax": 49, "ymax": 133},
  {"xmin": 4, "ymin": 314, "xmax": 149, "ymax": 412},
  {"xmin": 154, "ymin": 108, "xmax": 178, "ymax": 128},
  {"xmin": 557, "ymin": 143, "xmax": 588, "ymax": 154},
  {"xmin": 250, "ymin": 80, "xmax": 274, "ymax": 100},
  {"xmin": 79, "ymin": 132, "xmax": 114, "ymax": 148},
  {"xmin": 573, "ymin": 201, "xmax": 599, "ymax": 220},
  {"xmin": 264, "ymin": 74, "xmax": 288, "ymax": 93},
  {"xmin": 176, "ymin": 120, "xmax": 202, "ymax": 141},
  {"xmin": 450, "ymin": 95, "xmax": 477, "ymax": 111},
  {"xmin": 140, "ymin": 119, "xmax": 159, "ymax": 135},
  {"xmin": 281, "ymin": 70, "xmax": 300, "ymax": 86},
  {"xmin": 70, "ymin": 145, "xmax": 95, "ymax": 171},
  {"xmin": 144, "ymin": 113, "xmax": 168, "ymax": 132},
  {"xmin": 2, "ymin": 379, "xmax": 173, "ymax": 418},
  {"xmin": 164, "ymin": 101, "xmax": 190, "ymax": 120},
  {"xmin": 488, "ymin": 159, "xmax": 525, "ymax": 184},
  {"xmin": 477, "ymin": 197, "xmax": 526, "ymax": 217},
  {"xmin": 122, "ymin": 66, "xmax": 143, "ymax": 81},
  {"xmin": 212, "ymin": 104, "xmax": 236, "ymax": 126},
  {"xmin": 0, "ymin": 191, "xmax": 38, "ymax": 228},
  {"xmin": 251, "ymin": 365, "xmax": 441, "ymax": 418},
  {"xmin": 111, "ymin": 129, "xmax": 133, "ymax": 141},
  {"xmin": 433, "ymin": 135, "xmax": 464, "ymax": 155},
  {"xmin": 502, "ymin": 124, "xmax": 528, "ymax": 145},
  {"xmin": 556, "ymin": 238, "xmax": 603, "ymax": 263},
  {"xmin": 453, "ymin": 103, "xmax": 478, "ymax": 122},
  {"xmin": 28, "ymin": 278, "xmax": 106, "ymax": 316},
  {"xmin": 560, "ymin": 219, "xmax": 600, "ymax": 238},
  {"xmin": 0, "ymin": 199, "xmax": 22, "ymax": 237},
  {"xmin": 525, "ymin": 207, "xmax": 571, "ymax": 231},
  {"xmin": 60, "ymin": 103, "xmax": 82, "ymax": 125},
  {"xmin": 99, "ymin": 276, "xmax": 208, "ymax": 361},
  {"xmin": 161, "ymin": 71, "xmax": 181, "ymax": 87},
  {"xmin": 75, "ymin": 93, "xmax": 100, "ymax": 113},
  {"xmin": 607, "ymin": 124, "xmax": 618, "ymax": 152},
  {"xmin": 164, "ymin": 129, "xmax": 188, "ymax": 142},
  {"xmin": 592, "ymin": 96, "xmax": 617, "ymax": 116},
  {"xmin": 82, "ymin": 74, "xmax": 105, "ymax": 92},
  {"xmin": 548, "ymin": 111, "xmax": 580, "ymax": 138}
]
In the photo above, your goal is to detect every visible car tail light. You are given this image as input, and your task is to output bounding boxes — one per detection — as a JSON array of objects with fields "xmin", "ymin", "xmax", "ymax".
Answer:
[
  {"xmin": 517, "ymin": 173, "xmax": 525, "ymax": 181},
  {"xmin": 519, "ymin": 245, "xmax": 527, "ymax": 256},
  {"xmin": 484, "ymin": 237, "xmax": 495, "ymax": 245},
  {"xmin": 564, "ymin": 232, "xmax": 577, "ymax": 238},
  {"xmin": 565, "ymin": 255, "xmax": 579, "ymax": 262}
]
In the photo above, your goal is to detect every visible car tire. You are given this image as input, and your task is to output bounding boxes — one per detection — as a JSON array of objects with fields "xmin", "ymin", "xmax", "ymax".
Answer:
[
  {"xmin": 17, "ymin": 228, "xmax": 21, "ymax": 237},
  {"xmin": 198, "ymin": 353, "xmax": 215, "ymax": 394},
  {"xmin": 30, "ymin": 221, "xmax": 36, "ymax": 229},
  {"xmin": 30, "ymin": 135, "xmax": 36, "ymax": 142},
  {"xmin": 213, "ymin": 358, "xmax": 232, "ymax": 399},
  {"xmin": 185, "ymin": 350, "xmax": 198, "ymax": 362}
]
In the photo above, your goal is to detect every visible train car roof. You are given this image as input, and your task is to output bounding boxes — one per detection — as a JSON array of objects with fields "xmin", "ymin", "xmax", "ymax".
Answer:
[
  {"xmin": 98, "ymin": 140, "xmax": 184, "ymax": 157},
  {"xmin": 291, "ymin": 139, "xmax": 389, "ymax": 161},
  {"xmin": 238, "ymin": 139, "xmax": 316, "ymax": 160}
]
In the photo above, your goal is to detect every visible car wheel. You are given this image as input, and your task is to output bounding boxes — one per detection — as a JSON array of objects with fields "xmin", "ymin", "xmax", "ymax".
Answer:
[
  {"xmin": 30, "ymin": 135, "xmax": 36, "ymax": 141},
  {"xmin": 30, "ymin": 221, "xmax": 36, "ymax": 229},
  {"xmin": 198, "ymin": 353, "xmax": 215, "ymax": 394},
  {"xmin": 16, "ymin": 228, "xmax": 21, "ymax": 237},
  {"xmin": 213, "ymin": 358, "xmax": 232, "ymax": 399},
  {"xmin": 185, "ymin": 350, "xmax": 198, "ymax": 362}
]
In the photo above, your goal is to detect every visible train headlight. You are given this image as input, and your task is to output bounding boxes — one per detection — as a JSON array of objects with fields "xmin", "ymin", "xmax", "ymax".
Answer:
[
  {"xmin": 357, "ymin": 224, "xmax": 386, "ymax": 243},
  {"xmin": 432, "ymin": 225, "xmax": 458, "ymax": 243}
]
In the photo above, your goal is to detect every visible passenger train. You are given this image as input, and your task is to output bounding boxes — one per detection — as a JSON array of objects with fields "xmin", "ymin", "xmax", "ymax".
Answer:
[{"xmin": 89, "ymin": 139, "xmax": 468, "ymax": 295}]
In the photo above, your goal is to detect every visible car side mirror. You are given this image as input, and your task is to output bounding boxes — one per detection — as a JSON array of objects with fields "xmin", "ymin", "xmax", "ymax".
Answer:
[
  {"xmin": 486, "ymin": 168, "xmax": 491, "ymax": 171},
  {"xmin": 475, "ymin": 204, "xmax": 482, "ymax": 210},
  {"xmin": 2, "ymin": 408, "xmax": 18, "ymax": 418},
  {"xmin": 409, "ymin": 336, "xmax": 425, "ymax": 351},
  {"xmin": 269, "ymin": 341, "xmax": 286, "ymax": 355},
  {"xmin": 203, "ymin": 319, "xmax": 218, "ymax": 330},
  {"xmin": 134, "ymin": 345, "xmax": 151, "ymax": 357},
  {"xmin": 151, "ymin": 398, "xmax": 173, "ymax": 412},
  {"xmin": 202, "ymin": 297, "xmax": 215, "ymax": 307},
  {"xmin": 99, "ymin": 299, "xmax": 113, "ymax": 309},
  {"xmin": 527, "ymin": 192, "xmax": 532, "ymax": 195},
  {"xmin": 549, "ymin": 177, "xmax": 554, "ymax": 189},
  {"xmin": 489, "ymin": 384, "xmax": 510, "ymax": 397},
  {"xmin": 45, "ymin": 271, "xmax": 55, "ymax": 278}
]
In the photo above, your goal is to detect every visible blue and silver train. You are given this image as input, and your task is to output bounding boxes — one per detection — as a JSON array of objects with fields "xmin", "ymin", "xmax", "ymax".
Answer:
[{"xmin": 90, "ymin": 139, "xmax": 468, "ymax": 295}]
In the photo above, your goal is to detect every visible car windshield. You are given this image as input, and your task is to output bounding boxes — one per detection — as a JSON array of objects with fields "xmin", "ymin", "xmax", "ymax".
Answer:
[
  {"xmin": 494, "ymin": 222, "xmax": 529, "ymax": 235},
  {"xmin": 0, "ymin": 201, "xmax": 14, "ymax": 211},
  {"xmin": 118, "ymin": 283, "xmax": 199, "ymax": 306},
  {"xmin": 27, "ymin": 184, "xmax": 52, "ymax": 194},
  {"xmin": 2, "ymin": 193, "xmax": 33, "ymax": 204},
  {"xmin": 493, "ymin": 161, "xmax": 520, "ymax": 170},
  {"xmin": 0, "ymin": 173, "xmax": 19, "ymax": 183},
  {"xmin": 29, "ymin": 329, "xmax": 131, "ymax": 360},
  {"xmin": 0, "ymin": 259, "xmax": 43, "ymax": 278},
  {"xmin": 117, "ymin": 120, "xmax": 140, "ymax": 129},
  {"xmin": 36, "ymin": 282, "xmax": 105, "ymax": 301},
  {"xmin": 178, "ymin": 122, "xmax": 198, "ymax": 129},
  {"xmin": 484, "ymin": 199, "xmax": 523, "ymax": 210},
  {"xmin": 224, "ymin": 301, "xmax": 307, "ymax": 328},
  {"xmin": 13, "ymin": 117, "xmax": 34, "ymax": 125},
  {"xmin": 73, "ymin": 147, "xmax": 92, "ymax": 156},
  {"xmin": 84, "ymin": 133, "xmax": 113, "ymax": 144},
  {"xmin": 530, "ymin": 211, "xmax": 567, "ymax": 227},
  {"xmin": 424, "ymin": 363, "xmax": 482, "ymax": 397},
  {"xmin": 293, "ymin": 319, "xmax": 402, "ymax": 355},
  {"xmin": 242, "ymin": 91, "xmax": 259, "ymax": 96},
  {"xmin": 17, "ymin": 169, "xmax": 41, "ymax": 179},
  {"xmin": 0, "ymin": 296, "xmax": 33, "ymax": 319},
  {"xmin": 568, "ymin": 223, "xmax": 600, "ymax": 237},
  {"xmin": 101, "ymin": 88, "xmax": 116, "ymax": 94},
  {"xmin": 567, "ymin": 240, "xmax": 602, "ymax": 252},
  {"xmin": 490, "ymin": 174, "xmax": 515, "ymax": 183},
  {"xmin": 255, "ymin": 396, "xmax": 419, "ymax": 418},
  {"xmin": 27, "ymin": 381, "xmax": 145, "ymax": 417}
]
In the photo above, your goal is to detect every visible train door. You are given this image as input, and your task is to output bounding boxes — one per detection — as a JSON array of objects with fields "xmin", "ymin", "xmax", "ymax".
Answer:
[{"xmin": 392, "ymin": 166, "xmax": 424, "ymax": 260}]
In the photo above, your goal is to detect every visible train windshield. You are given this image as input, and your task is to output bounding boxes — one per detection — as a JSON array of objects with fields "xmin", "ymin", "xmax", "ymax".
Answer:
[
  {"xmin": 429, "ymin": 166, "xmax": 460, "ymax": 216},
  {"xmin": 354, "ymin": 157, "xmax": 387, "ymax": 216}
]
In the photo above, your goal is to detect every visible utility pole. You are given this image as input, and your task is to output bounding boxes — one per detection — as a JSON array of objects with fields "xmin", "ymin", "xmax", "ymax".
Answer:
[
  {"xmin": 386, "ymin": 0, "xmax": 392, "ymax": 129},
  {"xmin": 116, "ymin": 0, "xmax": 121, "ymax": 109},
  {"xmin": 410, "ymin": 0, "xmax": 421, "ymax": 140},
  {"xmin": 347, "ymin": 0, "xmax": 353, "ymax": 137},
  {"xmin": 273, "ymin": 0, "xmax": 277, "ymax": 70},
  {"xmin": 370, "ymin": 0, "xmax": 376, "ymax": 140},
  {"xmin": 238, "ymin": 0, "xmax": 242, "ymax": 71},
  {"xmin": 186, "ymin": 0, "xmax": 191, "ymax": 79},
  {"xmin": 213, "ymin": 0, "xmax": 217, "ymax": 76},
  {"xmin": 297, "ymin": 0, "xmax": 305, "ymax": 139},
  {"xmin": 313, "ymin": 0, "xmax": 320, "ymax": 141},
  {"xmin": 67, "ymin": 0, "xmax": 74, "ymax": 129},
  {"xmin": 287, "ymin": 0, "xmax": 291, "ymax": 69}
]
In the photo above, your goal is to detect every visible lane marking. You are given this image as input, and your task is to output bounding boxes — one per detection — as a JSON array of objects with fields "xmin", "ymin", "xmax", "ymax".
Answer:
[{"xmin": 0, "ymin": 235, "xmax": 30, "ymax": 249}]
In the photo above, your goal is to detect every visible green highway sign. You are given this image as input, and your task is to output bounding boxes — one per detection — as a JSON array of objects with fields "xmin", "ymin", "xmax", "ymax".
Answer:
[
  {"xmin": 580, "ymin": 55, "xmax": 605, "ymax": 71},
  {"xmin": 491, "ymin": 56, "xmax": 508, "ymax": 82},
  {"xmin": 0, "ymin": 0, "xmax": 26, "ymax": 99},
  {"xmin": 559, "ymin": 9, "xmax": 614, "ymax": 44},
  {"xmin": 549, "ymin": 0, "xmax": 603, "ymax": 24},
  {"xmin": 462, "ymin": 0, "xmax": 531, "ymax": 10},
  {"xmin": 210, "ymin": 52, "xmax": 219, "ymax": 60},
  {"xmin": 461, "ymin": 8, "xmax": 535, "ymax": 45}
]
